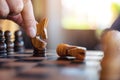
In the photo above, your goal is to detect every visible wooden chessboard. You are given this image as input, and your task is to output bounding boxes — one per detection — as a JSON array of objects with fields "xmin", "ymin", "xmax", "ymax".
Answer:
[{"xmin": 0, "ymin": 50, "xmax": 103, "ymax": 80}]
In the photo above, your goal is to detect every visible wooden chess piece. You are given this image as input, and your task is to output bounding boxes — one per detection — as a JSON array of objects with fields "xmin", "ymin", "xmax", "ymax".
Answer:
[
  {"xmin": 14, "ymin": 30, "xmax": 24, "ymax": 53},
  {"xmin": 32, "ymin": 37, "xmax": 47, "ymax": 57},
  {"xmin": 0, "ymin": 30, "xmax": 7, "ymax": 56},
  {"xmin": 56, "ymin": 43, "xmax": 86, "ymax": 60},
  {"xmin": 4, "ymin": 30, "xmax": 14, "ymax": 54},
  {"xmin": 31, "ymin": 18, "xmax": 48, "ymax": 57}
]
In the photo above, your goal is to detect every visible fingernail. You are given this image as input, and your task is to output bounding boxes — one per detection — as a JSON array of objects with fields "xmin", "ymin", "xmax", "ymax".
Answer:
[{"xmin": 27, "ymin": 27, "xmax": 36, "ymax": 38}]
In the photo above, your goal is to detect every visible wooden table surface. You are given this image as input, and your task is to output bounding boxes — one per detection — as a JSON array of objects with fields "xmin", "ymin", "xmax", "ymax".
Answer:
[{"xmin": 0, "ymin": 50, "xmax": 111, "ymax": 80}]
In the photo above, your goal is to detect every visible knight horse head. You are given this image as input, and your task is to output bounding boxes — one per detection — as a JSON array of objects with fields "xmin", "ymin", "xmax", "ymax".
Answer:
[{"xmin": 36, "ymin": 18, "xmax": 48, "ymax": 39}]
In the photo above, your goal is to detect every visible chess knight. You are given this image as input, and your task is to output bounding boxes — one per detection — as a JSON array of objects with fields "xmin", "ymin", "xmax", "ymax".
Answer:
[{"xmin": 31, "ymin": 18, "xmax": 48, "ymax": 56}]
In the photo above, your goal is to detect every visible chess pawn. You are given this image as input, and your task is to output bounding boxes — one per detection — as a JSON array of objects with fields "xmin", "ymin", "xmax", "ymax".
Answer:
[
  {"xmin": 56, "ymin": 44, "xmax": 86, "ymax": 60},
  {"xmin": 14, "ymin": 30, "xmax": 24, "ymax": 53},
  {"xmin": 4, "ymin": 30, "xmax": 14, "ymax": 54},
  {"xmin": 0, "ymin": 30, "xmax": 7, "ymax": 56}
]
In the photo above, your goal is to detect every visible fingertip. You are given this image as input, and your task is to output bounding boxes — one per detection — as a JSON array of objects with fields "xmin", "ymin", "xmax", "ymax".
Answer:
[
  {"xmin": 26, "ymin": 26, "xmax": 36, "ymax": 38},
  {"xmin": 0, "ymin": 0, "xmax": 10, "ymax": 18}
]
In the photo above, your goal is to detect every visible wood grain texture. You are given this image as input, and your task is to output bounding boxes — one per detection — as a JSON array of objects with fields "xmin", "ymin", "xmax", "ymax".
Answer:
[
  {"xmin": 56, "ymin": 43, "xmax": 86, "ymax": 60},
  {"xmin": 31, "ymin": 37, "xmax": 47, "ymax": 49},
  {"xmin": 36, "ymin": 18, "xmax": 48, "ymax": 39}
]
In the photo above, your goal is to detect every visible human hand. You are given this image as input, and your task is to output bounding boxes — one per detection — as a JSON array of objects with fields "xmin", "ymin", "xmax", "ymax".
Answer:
[{"xmin": 0, "ymin": 0, "xmax": 36, "ymax": 38}]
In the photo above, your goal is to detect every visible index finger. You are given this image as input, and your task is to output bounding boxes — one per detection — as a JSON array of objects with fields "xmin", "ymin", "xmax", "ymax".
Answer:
[{"xmin": 21, "ymin": 0, "xmax": 36, "ymax": 38}]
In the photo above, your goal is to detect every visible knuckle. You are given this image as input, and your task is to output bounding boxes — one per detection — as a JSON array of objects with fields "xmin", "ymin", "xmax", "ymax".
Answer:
[
  {"xmin": 0, "ymin": 9, "xmax": 9, "ymax": 18},
  {"xmin": 11, "ymin": 4, "xmax": 23, "ymax": 15}
]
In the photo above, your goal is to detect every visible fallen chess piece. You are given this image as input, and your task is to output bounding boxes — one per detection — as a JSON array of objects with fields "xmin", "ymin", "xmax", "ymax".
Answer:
[
  {"xmin": 31, "ymin": 18, "xmax": 48, "ymax": 57},
  {"xmin": 100, "ymin": 29, "xmax": 120, "ymax": 79},
  {"xmin": 56, "ymin": 43, "xmax": 86, "ymax": 60}
]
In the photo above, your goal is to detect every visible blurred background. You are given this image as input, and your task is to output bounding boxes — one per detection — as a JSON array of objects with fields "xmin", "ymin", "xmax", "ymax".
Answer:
[
  {"xmin": 32, "ymin": 0, "xmax": 120, "ymax": 50},
  {"xmin": 1, "ymin": 0, "xmax": 120, "ymax": 50}
]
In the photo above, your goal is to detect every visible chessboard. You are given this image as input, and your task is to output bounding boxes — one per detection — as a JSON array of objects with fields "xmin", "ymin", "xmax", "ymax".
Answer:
[{"xmin": 0, "ymin": 50, "xmax": 103, "ymax": 80}]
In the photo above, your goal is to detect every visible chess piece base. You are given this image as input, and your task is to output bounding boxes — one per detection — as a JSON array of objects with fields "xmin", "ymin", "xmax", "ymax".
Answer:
[{"xmin": 33, "ymin": 48, "xmax": 46, "ymax": 57}]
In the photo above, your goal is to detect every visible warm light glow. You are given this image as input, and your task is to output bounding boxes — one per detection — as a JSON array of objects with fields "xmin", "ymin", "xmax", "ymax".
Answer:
[
  {"xmin": 0, "ymin": 20, "xmax": 19, "ymax": 40},
  {"xmin": 61, "ymin": 0, "xmax": 120, "ymax": 30}
]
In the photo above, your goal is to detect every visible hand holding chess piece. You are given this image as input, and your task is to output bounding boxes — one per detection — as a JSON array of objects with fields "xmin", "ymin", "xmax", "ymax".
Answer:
[
  {"xmin": 0, "ymin": 0, "xmax": 36, "ymax": 38},
  {"xmin": 56, "ymin": 43, "xmax": 86, "ymax": 60},
  {"xmin": 100, "ymin": 29, "xmax": 120, "ymax": 80},
  {"xmin": 31, "ymin": 18, "xmax": 48, "ymax": 57}
]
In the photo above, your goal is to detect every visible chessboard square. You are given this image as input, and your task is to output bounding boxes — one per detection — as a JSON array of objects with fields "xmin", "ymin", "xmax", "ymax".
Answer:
[
  {"xmin": 0, "ymin": 65, "xmax": 23, "ymax": 71},
  {"xmin": 15, "ymin": 59, "xmax": 43, "ymax": 63},
  {"xmin": 16, "ymin": 68, "xmax": 51, "ymax": 80},
  {"xmin": 17, "ymin": 73, "xmax": 50, "ymax": 80},
  {"xmin": 0, "ymin": 62, "xmax": 37, "ymax": 72},
  {"xmin": 0, "ymin": 69, "xmax": 15, "ymax": 80},
  {"xmin": 0, "ymin": 58, "xmax": 16, "ymax": 62},
  {"xmin": 14, "ymin": 54, "xmax": 45, "ymax": 62}
]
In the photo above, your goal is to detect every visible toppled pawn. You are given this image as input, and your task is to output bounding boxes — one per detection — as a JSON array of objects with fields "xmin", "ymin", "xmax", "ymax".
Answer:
[
  {"xmin": 56, "ymin": 43, "xmax": 86, "ymax": 60},
  {"xmin": 4, "ymin": 30, "xmax": 14, "ymax": 54},
  {"xmin": 14, "ymin": 30, "xmax": 24, "ymax": 53},
  {"xmin": 0, "ymin": 30, "xmax": 7, "ymax": 56}
]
